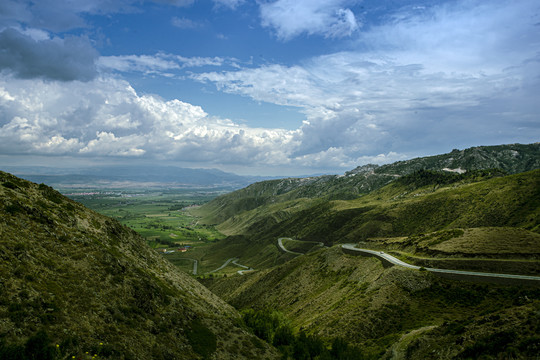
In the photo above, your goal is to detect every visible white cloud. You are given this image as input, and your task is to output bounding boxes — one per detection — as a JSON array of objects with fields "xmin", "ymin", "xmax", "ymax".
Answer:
[
  {"xmin": 1, "ymin": 0, "xmax": 538, "ymax": 175},
  {"xmin": 196, "ymin": 0, "xmax": 540, "ymax": 161},
  {"xmin": 213, "ymin": 0, "xmax": 244, "ymax": 10},
  {"xmin": 79, "ymin": 131, "xmax": 146, "ymax": 156},
  {"xmin": 259, "ymin": 0, "xmax": 360, "ymax": 40},
  {"xmin": 0, "ymin": 75, "xmax": 299, "ymax": 169},
  {"xmin": 171, "ymin": 16, "xmax": 201, "ymax": 29},
  {"xmin": 98, "ymin": 53, "xmax": 230, "ymax": 75}
]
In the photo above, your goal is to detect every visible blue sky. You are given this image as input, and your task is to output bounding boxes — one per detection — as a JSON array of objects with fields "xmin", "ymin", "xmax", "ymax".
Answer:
[{"xmin": 0, "ymin": 0, "xmax": 538, "ymax": 176}]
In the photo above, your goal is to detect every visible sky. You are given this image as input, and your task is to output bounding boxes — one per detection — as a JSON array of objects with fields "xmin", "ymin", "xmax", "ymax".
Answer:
[{"xmin": 0, "ymin": 0, "xmax": 538, "ymax": 176}]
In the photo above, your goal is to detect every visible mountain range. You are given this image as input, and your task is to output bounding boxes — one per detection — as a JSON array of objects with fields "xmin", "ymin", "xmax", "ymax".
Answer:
[
  {"xmin": 2, "ymin": 165, "xmax": 277, "ymax": 189},
  {"xmin": 189, "ymin": 143, "xmax": 540, "ymax": 358},
  {"xmin": 1, "ymin": 142, "xmax": 539, "ymax": 359}
]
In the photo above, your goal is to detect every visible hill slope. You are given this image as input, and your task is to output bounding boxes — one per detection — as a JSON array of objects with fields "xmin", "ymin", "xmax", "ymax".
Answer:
[
  {"xmin": 189, "ymin": 169, "xmax": 539, "ymax": 274},
  {"xmin": 194, "ymin": 143, "xmax": 539, "ymax": 224},
  {"xmin": 205, "ymin": 245, "xmax": 540, "ymax": 359},
  {"xmin": 0, "ymin": 171, "xmax": 278, "ymax": 360}
]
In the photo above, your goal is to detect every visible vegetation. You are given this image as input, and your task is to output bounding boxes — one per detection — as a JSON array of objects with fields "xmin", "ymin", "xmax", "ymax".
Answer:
[
  {"xmin": 68, "ymin": 189, "xmax": 225, "ymax": 249},
  {"xmin": 195, "ymin": 143, "xmax": 539, "ymax": 224},
  {"xmin": 2, "ymin": 143, "xmax": 539, "ymax": 359},
  {"xmin": 207, "ymin": 246, "xmax": 540, "ymax": 359},
  {"xmin": 190, "ymin": 168, "xmax": 539, "ymax": 277},
  {"xmin": 193, "ymin": 143, "xmax": 540, "ymax": 359},
  {"xmin": 241, "ymin": 308, "xmax": 364, "ymax": 359},
  {"xmin": 0, "ymin": 171, "xmax": 278, "ymax": 359}
]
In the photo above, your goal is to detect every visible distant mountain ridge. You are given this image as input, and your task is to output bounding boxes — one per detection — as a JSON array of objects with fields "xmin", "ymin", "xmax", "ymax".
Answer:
[
  {"xmin": 197, "ymin": 143, "xmax": 540, "ymax": 224},
  {"xmin": 4, "ymin": 165, "xmax": 276, "ymax": 189}
]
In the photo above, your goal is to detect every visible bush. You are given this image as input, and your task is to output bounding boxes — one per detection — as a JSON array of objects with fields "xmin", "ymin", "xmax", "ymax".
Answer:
[
  {"xmin": 186, "ymin": 319, "xmax": 217, "ymax": 359},
  {"xmin": 24, "ymin": 330, "xmax": 56, "ymax": 360}
]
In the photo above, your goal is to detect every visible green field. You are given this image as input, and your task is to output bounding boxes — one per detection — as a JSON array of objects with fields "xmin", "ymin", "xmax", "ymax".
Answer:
[{"xmin": 64, "ymin": 188, "xmax": 227, "ymax": 250}]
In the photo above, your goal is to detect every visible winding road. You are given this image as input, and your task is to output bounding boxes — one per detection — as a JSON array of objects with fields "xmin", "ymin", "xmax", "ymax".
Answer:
[
  {"xmin": 277, "ymin": 237, "xmax": 324, "ymax": 255},
  {"xmin": 206, "ymin": 257, "xmax": 254, "ymax": 275},
  {"xmin": 341, "ymin": 244, "xmax": 540, "ymax": 283},
  {"xmin": 276, "ymin": 238, "xmax": 540, "ymax": 283},
  {"xmin": 277, "ymin": 237, "xmax": 304, "ymax": 255},
  {"xmin": 232, "ymin": 259, "xmax": 255, "ymax": 275},
  {"xmin": 207, "ymin": 257, "xmax": 238, "ymax": 274}
]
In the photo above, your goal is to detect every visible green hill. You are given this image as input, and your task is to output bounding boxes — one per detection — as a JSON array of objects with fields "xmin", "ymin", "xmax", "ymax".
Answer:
[
  {"xmin": 0, "ymin": 171, "xmax": 278, "ymax": 360},
  {"xmin": 205, "ymin": 245, "xmax": 540, "ymax": 359},
  {"xmin": 189, "ymin": 169, "xmax": 539, "ymax": 274},
  {"xmin": 173, "ymin": 144, "xmax": 540, "ymax": 359},
  {"xmin": 194, "ymin": 143, "xmax": 539, "ymax": 224}
]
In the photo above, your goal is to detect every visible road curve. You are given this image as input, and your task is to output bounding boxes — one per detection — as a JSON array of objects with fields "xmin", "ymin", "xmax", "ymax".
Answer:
[
  {"xmin": 277, "ymin": 238, "xmax": 304, "ymax": 255},
  {"xmin": 278, "ymin": 237, "xmax": 325, "ymax": 255},
  {"xmin": 174, "ymin": 258, "xmax": 198, "ymax": 275},
  {"xmin": 207, "ymin": 257, "xmax": 238, "ymax": 274},
  {"xmin": 232, "ymin": 259, "xmax": 255, "ymax": 275},
  {"xmin": 341, "ymin": 244, "xmax": 540, "ymax": 282}
]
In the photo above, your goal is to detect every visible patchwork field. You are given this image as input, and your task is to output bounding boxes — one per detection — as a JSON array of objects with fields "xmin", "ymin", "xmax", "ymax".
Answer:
[{"xmin": 64, "ymin": 188, "xmax": 226, "ymax": 251}]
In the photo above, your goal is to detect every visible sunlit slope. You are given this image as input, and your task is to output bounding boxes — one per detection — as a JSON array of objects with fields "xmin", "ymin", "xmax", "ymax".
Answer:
[
  {"xmin": 195, "ymin": 143, "xmax": 540, "ymax": 225},
  {"xmin": 0, "ymin": 171, "xmax": 278, "ymax": 360},
  {"xmin": 204, "ymin": 169, "xmax": 539, "ymax": 247},
  {"xmin": 290, "ymin": 169, "xmax": 540, "ymax": 244}
]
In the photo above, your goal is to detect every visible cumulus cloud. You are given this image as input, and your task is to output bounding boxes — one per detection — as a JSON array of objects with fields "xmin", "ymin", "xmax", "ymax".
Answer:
[
  {"xmin": 0, "ymin": 76, "xmax": 298, "ymax": 168},
  {"xmin": 260, "ymin": 0, "xmax": 360, "ymax": 40},
  {"xmin": 0, "ymin": 28, "xmax": 98, "ymax": 81}
]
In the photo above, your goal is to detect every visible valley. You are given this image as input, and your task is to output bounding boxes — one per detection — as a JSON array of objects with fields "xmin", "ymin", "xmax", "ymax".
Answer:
[{"xmin": 1, "ymin": 143, "xmax": 539, "ymax": 359}]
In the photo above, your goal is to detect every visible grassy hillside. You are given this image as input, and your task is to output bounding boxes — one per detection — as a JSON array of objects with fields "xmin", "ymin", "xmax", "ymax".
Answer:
[
  {"xmin": 189, "ymin": 170, "xmax": 539, "ymax": 272},
  {"xmin": 0, "ymin": 171, "xmax": 278, "ymax": 360},
  {"xmin": 205, "ymin": 245, "xmax": 540, "ymax": 359},
  {"xmin": 195, "ymin": 143, "xmax": 539, "ymax": 224}
]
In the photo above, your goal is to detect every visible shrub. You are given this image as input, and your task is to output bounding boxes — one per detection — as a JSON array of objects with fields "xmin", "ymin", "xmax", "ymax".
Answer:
[{"xmin": 186, "ymin": 319, "xmax": 217, "ymax": 359}]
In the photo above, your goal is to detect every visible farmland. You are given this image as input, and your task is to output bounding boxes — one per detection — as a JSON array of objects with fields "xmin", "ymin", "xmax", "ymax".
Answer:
[{"xmin": 64, "ymin": 188, "xmax": 227, "ymax": 250}]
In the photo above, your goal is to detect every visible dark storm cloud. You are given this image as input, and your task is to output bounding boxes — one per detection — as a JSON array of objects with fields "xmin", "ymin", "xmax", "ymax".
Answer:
[{"xmin": 0, "ymin": 28, "xmax": 98, "ymax": 81}]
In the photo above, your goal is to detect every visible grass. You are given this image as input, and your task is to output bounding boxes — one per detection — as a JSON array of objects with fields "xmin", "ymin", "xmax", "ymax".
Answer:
[
  {"xmin": 65, "ymin": 189, "xmax": 226, "ymax": 251},
  {"xmin": 0, "ymin": 171, "xmax": 277, "ymax": 360},
  {"xmin": 206, "ymin": 245, "xmax": 540, "ymax": 359}
]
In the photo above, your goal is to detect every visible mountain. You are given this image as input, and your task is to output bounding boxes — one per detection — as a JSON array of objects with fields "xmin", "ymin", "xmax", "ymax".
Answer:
[
  {"xmin": 190, "ymin": 168, "xmax": 540, "ymax": 272},
  {"xmin": 195, "ymin": 143, "xmax": 539, "ymax": 224},
  {"xmin": 0, "ymin": 171, "xmax": 278, "ymax": 359},
  {"xmin": 193, "ymin": 168, "xmax": 540, "ymax": 359},
  {"xmin": 205, "ymin": 244, "xmax": 540, "ymax": 359},
  {"xmin": 3, "ymin": 165, "xmax": 275, "ymax": 189}
]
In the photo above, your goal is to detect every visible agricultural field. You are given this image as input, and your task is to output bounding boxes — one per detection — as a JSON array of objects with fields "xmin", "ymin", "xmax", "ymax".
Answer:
[{"xmin": 63, "ymin": 188, "xmax": 227, "ymax": 251}]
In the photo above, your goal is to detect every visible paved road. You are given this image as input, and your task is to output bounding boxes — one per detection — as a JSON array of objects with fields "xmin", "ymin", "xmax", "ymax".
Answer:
[
  {"xmin": 341, "ymin": 244, "xmax": 540, "ymax": 282},
  {"xmin": 232, "ymin": 259, "xmax": 255, "ymax": 275},
  {"xmin": 206, "ymin": 257, "xmax": 255, "ymax": 275},
  {"xmin": 207, "ymin": 257, "xmax": 238, "ymax": 274},
  {"xmin": 277, "ymin": 237, "xmax": 324, "ymax": 255},
  {"xmin": 277, "ymin": 237, "xmax": 304, "ymax": 255},
  {"xmin": 174, "ymin": 258, "xmax": 198, "ymax": 275}
]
